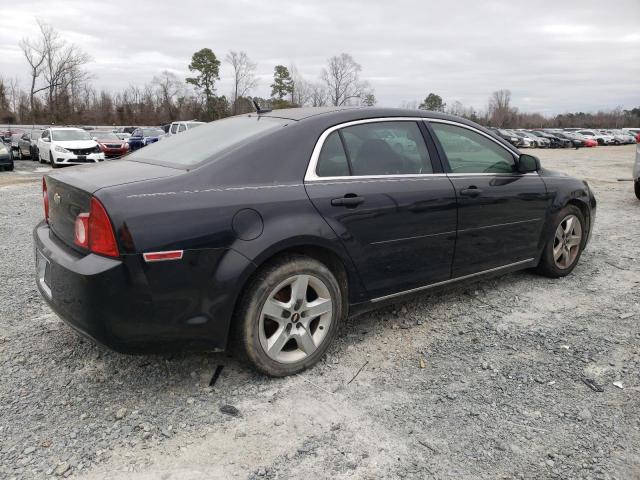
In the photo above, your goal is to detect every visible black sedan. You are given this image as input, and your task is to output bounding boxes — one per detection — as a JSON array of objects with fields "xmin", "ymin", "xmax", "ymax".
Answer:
[
  {"xmin": 34, "ymin": 108, "xmax": 596, "ymax": 376},
  {"xmin": 0, "ymin": 142, "xmax": 13, "ymax": 170}
]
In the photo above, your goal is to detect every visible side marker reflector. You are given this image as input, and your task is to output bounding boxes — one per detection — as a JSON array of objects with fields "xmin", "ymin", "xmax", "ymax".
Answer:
[{"xmin": 143, "ymin": 250, "xmax": 184, "ymax": 262}]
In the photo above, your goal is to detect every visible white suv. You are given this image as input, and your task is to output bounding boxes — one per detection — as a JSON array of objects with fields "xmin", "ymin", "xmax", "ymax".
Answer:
[
  {"xmin": 37, "ymin": 128, "xmax": 105, "ymax": 168},
  {"xmin": 166, "ymin": 121, "xmax": 205, "ymax": 137}
]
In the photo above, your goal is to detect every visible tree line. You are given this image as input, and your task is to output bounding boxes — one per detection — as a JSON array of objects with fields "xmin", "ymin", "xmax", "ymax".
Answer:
[{"xmin": 0, "ymin": 19, "xmax": 638, "ymax": 129}]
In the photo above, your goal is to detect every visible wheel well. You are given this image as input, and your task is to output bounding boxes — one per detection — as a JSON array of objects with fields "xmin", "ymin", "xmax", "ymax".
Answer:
[{"xmin": 566, "ymin": 199, "xmax": 590, "ymax": 232}]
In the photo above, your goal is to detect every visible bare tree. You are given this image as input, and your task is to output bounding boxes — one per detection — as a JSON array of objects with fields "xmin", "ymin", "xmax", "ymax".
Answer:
[
  {"xmin": 321, "ymin": 53, "xmax": 368, "ymax": 106},
  {"xmin": 153, "ymin": 70, "xmax": 182, "ymax": 121},
  {"xmin": 289, "ymin": 64, "xmax": 312, "ymax": 106},
  {"xmin": 226, "ymin": 51, "xmax": 258, "ymax": 114},
  {"xmin": 19, "ymin": 19, "xmax": 48, "ymax": 122},
  {"xmin": 488, "ymin": 89, "xmax": 517, "ymax": 127},
  {"xmin": 309, "ymin": 83, "xmax": 328, "ymax": 107}
]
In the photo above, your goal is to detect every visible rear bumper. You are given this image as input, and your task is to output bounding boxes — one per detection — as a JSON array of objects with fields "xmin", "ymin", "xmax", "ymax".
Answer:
[{"xmin": 33, "ymin": 221, "xmax": 253, "ymax": 353}]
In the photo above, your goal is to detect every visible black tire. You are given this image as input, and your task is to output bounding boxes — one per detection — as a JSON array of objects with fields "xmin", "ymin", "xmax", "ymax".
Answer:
[
  {"xmin": 635, "ymin": 180, "xmax": 640, "ymax": 200},
  {"xmin": 235, "ymin": 254, "xmax": 344, "ymax": 377},
  {"xmin": 50, "ymin": 152, "xmax": 60, "ymax": 168},
  {"xmin": 6, "ymin": 163, "xmax": 14, "ymax": 171},
  {"xmin": 535, "ymin": 205, "xmax": 586, "ymax": 278}
]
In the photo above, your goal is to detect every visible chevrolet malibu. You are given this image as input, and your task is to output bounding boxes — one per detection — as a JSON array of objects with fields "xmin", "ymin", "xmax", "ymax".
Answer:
[{"xmin": 34, "ymin": 107, "xmax": 596, "ymax": 376}]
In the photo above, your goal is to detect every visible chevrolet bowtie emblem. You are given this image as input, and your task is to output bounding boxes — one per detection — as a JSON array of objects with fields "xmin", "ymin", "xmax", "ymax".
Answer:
[{"xmin": 53, "ymin": 193, "xmax": 61, "ymax": 205}]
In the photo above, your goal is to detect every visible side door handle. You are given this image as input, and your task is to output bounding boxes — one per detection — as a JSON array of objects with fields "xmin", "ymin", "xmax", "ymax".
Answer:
[
  {"xmin": 460, "ymin": 186, "xmax": 482, "ymax": 198},
  {"xmin": 331, "ymin": 194, "xmax": 364, "ymax": 208}
]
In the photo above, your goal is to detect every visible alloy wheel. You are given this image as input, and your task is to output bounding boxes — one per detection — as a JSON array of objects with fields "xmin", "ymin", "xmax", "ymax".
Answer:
[
  {"xmin": 553, "ymin": 214, "xmax": 582, "ymax": 269},
  {"xmin": 258, "ymin": 274, "xmax": 333, "ymax": 364}
]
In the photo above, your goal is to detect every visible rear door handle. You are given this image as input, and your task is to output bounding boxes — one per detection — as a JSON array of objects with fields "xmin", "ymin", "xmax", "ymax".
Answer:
[
  {"xmin": 331, "ymin": 194, "xmax": 364, "ymax": 208},
  {"xmin": 460, "ymin": 187, "xmax": 482, "ymax": 198}
]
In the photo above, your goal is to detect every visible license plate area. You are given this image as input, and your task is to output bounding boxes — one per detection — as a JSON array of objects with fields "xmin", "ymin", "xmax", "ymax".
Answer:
[
  {"xmin": 36, "ymin": 250, "xmax": 52, "ymax": 298},
  {"xmin": 77, "ymin": 155, "xmax": 86, "ymax": 161}
]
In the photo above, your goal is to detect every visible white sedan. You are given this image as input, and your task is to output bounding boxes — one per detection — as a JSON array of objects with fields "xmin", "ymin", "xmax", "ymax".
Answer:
[{"xmin": 37, "ymin": 128, "xmax": 105, "ymax": 168}]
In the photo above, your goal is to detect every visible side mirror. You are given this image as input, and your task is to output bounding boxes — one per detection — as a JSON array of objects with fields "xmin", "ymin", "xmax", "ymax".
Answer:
[
  {"xmin": 92, "ymin": 136, "xmax": 97, "ymax": 141},
  {"xmin": 518, "ymin": 154, "xmax": 540, "ymax": 173}
]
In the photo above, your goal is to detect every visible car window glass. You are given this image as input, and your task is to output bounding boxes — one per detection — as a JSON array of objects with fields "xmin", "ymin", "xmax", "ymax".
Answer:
[
  {"xmin": 340, "ymin": 121, "xmax": 432, "ymax": 176},
  {"xmin": 170, "ymin": 124, "xmax": 178, "ymax": 134},
  {"xmin": 178, "ymin": 124, "xmax": 186, "ymax": 133},
  {"xmin": 431, "ymin": 123, "xmax": 515, "ymax": 174},
  {"xmin": 316, "ymin": 131, "xmax": 349, "ymax": 177}
]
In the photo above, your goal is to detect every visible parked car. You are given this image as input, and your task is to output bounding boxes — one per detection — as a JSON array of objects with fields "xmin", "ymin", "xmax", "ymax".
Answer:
[
  {"xmin": 91, "ymin": 131, "xmax": 130, "ymax": 158},
  {"xmin": 530, "ymin": 131, "xmax": 568, "ymax": 148},
  {"xmin": 0, "ymin": 142, "xmax": 13, "ymax": 171},
  {"xmin": 114, "ymin": 132, "xmax": 131, "ymax": 141},
  {"xmin": 17, "ymin": 129, "xmax": 43, "ymax": 160},
  {"xmin": 517, "ymin": 130, "xmax": 550, "ymax": 148},
  {"xmin": 9, "ymin": 133, "xmax": 22, "ymax": 158},
  {"xmin": 506, "ymin": 130, "xmax": 532, "ymax": 147},
  {"xmin": 128, "ymin": 127, "xmax": 164, "ymax": 151},
  {"xmin": 34, "ymin": 107, "xmax": 596, "ymax": 376},
  {"xmin": 166, "ymin": 121, "xmax": 205, "ymax": 137},
  {"xmin": 576, "ymin": 129, "xmax": 614, "ymax": 146},
  {"xmin": 37, "ymin": 127, "xmax": 105, "ymax": 168},
  {"xmin": 606, "ymin": 129, "xmax": 636, "ymax": 144},
  {"xmin": 554, "ymin": 132, "xmax": 585, "ymax": 149},
  {"xmin": 622, "ymin": 128, "xmax": 640, "ymax": 143},
  {"xmin": 489, "ymin": 128, "xmax": 521, "ymax": 147}
]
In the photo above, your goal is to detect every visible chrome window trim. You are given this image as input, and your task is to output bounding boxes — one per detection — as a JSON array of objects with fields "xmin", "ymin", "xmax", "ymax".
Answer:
[
  {"xmin": 304, "ymin": 117, "xmax": 436, "ymax": 182},
  {"xmin": 370, "ymin": 258, "xmax": 534, "ymax": 303},
  {"xmin": 304, "ymin": 116, "xmax": 526, "ymax": 182}
]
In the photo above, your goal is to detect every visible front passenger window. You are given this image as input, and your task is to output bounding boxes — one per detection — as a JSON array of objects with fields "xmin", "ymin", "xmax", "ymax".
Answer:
[{"xmin": 431, "ymin": 123, "xmax": 516, "ymax": 174}]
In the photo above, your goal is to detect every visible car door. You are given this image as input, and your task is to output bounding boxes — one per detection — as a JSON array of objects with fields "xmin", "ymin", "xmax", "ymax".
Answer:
[
  {"xmin": 428, "ymin": 120, "xmax": 549, "ymax": 278},
  {"xmin": 304, "ymin": 119, "xmax": 457, "ymax": 300},
  {"xmin": 20, "ymin": 133, "xmax": 29, "ymax": 155}
]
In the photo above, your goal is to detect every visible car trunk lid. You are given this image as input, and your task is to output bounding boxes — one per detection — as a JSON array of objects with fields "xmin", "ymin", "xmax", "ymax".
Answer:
[{"xmin": 45, "ymin": 160, "xmax": 181, "ymax": 251}]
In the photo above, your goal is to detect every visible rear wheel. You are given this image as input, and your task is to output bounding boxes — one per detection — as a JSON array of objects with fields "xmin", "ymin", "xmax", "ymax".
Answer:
[
  {"xmin": 535, "ymin": 205, "xmax": 585, "ymax": 278},
  {"xmin": 235, "ymin": 254, "xmax": 344, "ymax": 376}
]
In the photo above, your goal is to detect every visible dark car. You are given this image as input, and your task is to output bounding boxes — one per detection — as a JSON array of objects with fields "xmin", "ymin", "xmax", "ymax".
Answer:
[
  {"xmin": 530, "ymin": 131, "xmax": 568, "ymax": 148},
  {"xmin": 554, "ymin": 131, "xmax": 585, "ymax": 149},
  {"xmin": 128, "ymin": 128, "xmax": 164, "ymax": 151},
  {"xmin": 0, "ymin": 142, "xmax": 13, "ymax": 170},
  {"xmin": 91, "ymin": 131, "xmax": 130, "ymax": 158},
  {"xmin": 17, "ymin": 129, "xmax": 43, "ymax": 160},
  {"xmin": 34, "ymin": 107, "xmax": 596, "ymax": 376},
  {"xmin": 488, "ymin": 127, "xmax": 522, "ymax": 147}
]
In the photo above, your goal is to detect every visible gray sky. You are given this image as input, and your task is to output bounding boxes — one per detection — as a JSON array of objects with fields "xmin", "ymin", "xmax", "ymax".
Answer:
[{"xmin": 1, "ymin": 0, "xmax": 639, "ymax": 115}]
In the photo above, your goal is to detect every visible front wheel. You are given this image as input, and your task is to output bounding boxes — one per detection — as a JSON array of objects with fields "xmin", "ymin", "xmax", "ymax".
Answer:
[
  {"xmin": 635, "ymin": 180, "xmax": 640, "ymax": 200},
  {"xmin": 535, "ymin": 205, "xmax": 586, "ymax": 278},
  {"xmin": 235, "ymin": 254, "xmax": 344, "ymax": 376},
  {"xmin": 50, "ymin": 152, "xmax": 60, "ymax": 169}
]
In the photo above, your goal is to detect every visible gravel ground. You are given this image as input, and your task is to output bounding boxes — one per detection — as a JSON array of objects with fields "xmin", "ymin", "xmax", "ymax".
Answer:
[{"xmin": 1, "ymin": 146, "xmax": 639, "ymax": 480}]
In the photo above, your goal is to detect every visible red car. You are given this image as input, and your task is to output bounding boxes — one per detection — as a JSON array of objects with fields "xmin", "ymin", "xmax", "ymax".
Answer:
[
  {"xmin": 91, "ymin": 131, "xmax": 130, "ymax": 158},
  {"xmin": 583, "ymin": 138, "xmax": 598, "ymax": 147}
]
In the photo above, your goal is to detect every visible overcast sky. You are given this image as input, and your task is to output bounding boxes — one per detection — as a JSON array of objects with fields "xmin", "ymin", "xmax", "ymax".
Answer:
[{"xmin": 1, "ymin": 0, "xmax": 639, "ymax": 115}]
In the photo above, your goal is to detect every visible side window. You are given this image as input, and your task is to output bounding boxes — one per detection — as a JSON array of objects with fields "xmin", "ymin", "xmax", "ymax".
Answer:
[
  {"xmin": 431, "ymin": 123, "xmax": 516, "ymax": 174},
  {"xmin": 316, "ymin": 131, "xmax": 350, "ymax": 177},
  {"xmin": 170, "ymin": 124, "xmax": 178, "ymax": 134},
  {"xmin": 178, "ymin": 124, "xmax": 186, "ymax": 133},
  {"xmin": 340, "ymin": 121, "xmax": 432, "ymax": 176},
  {"xmin": 41, "ymin": 131, "xmax": 49, "ymax": 139}
]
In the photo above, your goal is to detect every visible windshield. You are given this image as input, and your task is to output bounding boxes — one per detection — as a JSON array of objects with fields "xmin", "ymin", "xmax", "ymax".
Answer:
[
  {"xmin": 142, "ymin": 128, "xmax": 163, "ymax": 137},
  {"xmin": 31, "ymin": 130, "xmax": 43, "ymax": 139},
  {"xmin": 93, "ymin": 132, "xmax": 119, "ymax": 140},
  {"xmin": 128, "ymin": 115, "xmax": 289, "ymax": 168},
  {"xmin": 51, "ymin": 129, "xmax": 92, "ymax": 141}
]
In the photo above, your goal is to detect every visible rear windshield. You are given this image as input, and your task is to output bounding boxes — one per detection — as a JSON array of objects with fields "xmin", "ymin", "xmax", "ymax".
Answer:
[{"xmin": 128, "ymin": 115, "xmax": 289, "ymax": 168}]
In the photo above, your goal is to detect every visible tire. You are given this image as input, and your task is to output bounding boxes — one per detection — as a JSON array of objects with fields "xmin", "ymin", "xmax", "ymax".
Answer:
[
  {"xmin": 235, "ymin": 254, "xmax": 344, "ymax": 377},
  {"xmin": 5, "ymin": 163, "xmax": 14, "ymax": 171},
  {"xmin": 635, "ymin": 180, "xmax": 640, "ymax": 200},
  {"xmin": 50, "ymin": 152, "xmax": 60, "ymax": 168},
  {"xmin": 535, "ymin": 205, "xmax": 586, "ymax": 278}
]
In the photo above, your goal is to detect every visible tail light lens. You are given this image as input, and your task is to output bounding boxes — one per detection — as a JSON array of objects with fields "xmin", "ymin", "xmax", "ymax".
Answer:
[
  {"xmin": 42, "ymin": 178, "xmax": 49, "ymax": 223},
  {"xmin": 73, "ymin": 197, "xmax": 119, "ymax": 257}
]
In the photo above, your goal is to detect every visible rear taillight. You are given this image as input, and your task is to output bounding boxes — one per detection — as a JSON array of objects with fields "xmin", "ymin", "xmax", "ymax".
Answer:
[
  {"xmin": 73, "ymin": 197, "xmax": 119, "ymax": 257},
  {"xmin": 42, "ymin": 178, "xmax": 49, "ymax": 223}
]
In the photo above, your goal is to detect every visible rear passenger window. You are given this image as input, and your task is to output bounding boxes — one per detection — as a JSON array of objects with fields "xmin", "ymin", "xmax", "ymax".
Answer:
[
  {"xmin": 340, "ymin": 121, "xmax": 431, "ymax": 176},
  {"xmin": 316, "ymin": 131, "xmax": 350, "ymax": 177},
  {"xmin": 178, "ymin": 124, "xmax": 186, "ymax": 133}
]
